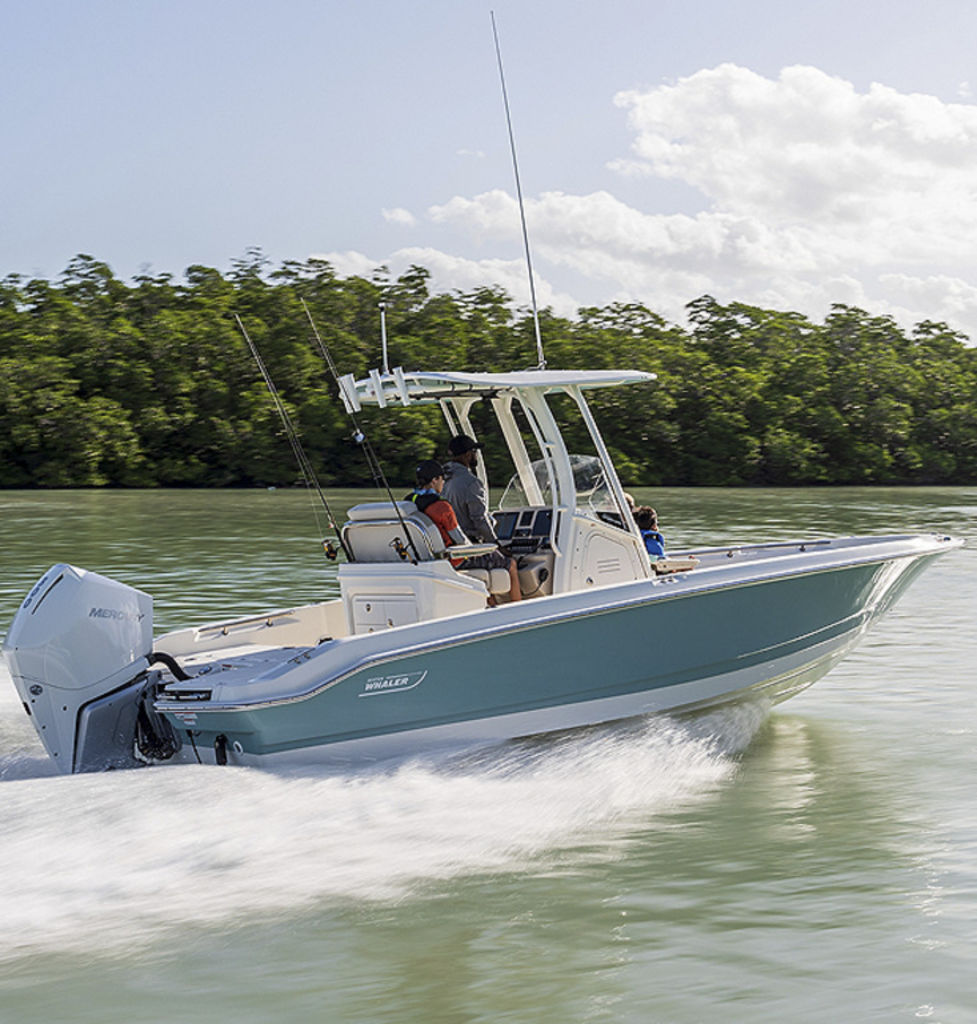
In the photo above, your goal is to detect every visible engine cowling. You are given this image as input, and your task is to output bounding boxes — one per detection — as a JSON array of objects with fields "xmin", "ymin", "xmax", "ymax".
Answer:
[{"xmin": 4, "ymin": 564, "xmax": 154, "ymax": 773}]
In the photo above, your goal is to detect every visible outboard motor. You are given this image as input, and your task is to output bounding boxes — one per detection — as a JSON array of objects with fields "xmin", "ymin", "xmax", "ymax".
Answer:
[{"xmin": 3, "ymin": 564, "xmax": 174, "ymax": 773}]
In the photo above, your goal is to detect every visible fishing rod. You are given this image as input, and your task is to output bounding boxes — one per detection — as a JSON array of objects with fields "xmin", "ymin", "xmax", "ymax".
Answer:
[
  {"xmin": 491, "ymin": 9, "xmax": 545, "ymax": 371},
  {"xmin": 300, "ymin": 299, "xmax": 423, "ymax": 564},
  {"xmin": 233, "ymin": 313, "xmax": 351, "ymax": 562}
]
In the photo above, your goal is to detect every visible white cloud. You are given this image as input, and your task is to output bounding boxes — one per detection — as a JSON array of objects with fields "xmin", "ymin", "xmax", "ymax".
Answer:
[
  {"xmin": 429, "ymin": 190, "xmax": 518, "ymax": 236},
  {"xmin": 343, "ymin": 64, "xmax": 977, "ymax": 339},
  {"xmin": 312, "ymin": 249, "xmax": 380, "ymax": 279},
  {"xmin": 877, "ymin": 273, "xmax": 977, "ymax": 333},
  {"xmin": 612, "ymin": 64, "xmax": 977, "ymax": 264},
  {"xmin": 382, "ymin": 207, "xmax": 417, "ymax": 227}
]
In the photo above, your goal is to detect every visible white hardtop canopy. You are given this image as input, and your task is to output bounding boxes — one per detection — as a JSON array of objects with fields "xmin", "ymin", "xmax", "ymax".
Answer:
[
  {"xmin": 338, "ymin": 367, "xmax": 655, "ymax": 411},
  {"xmin": 336, "ymin": 365, "xmax": 655, "ymax": 579}
]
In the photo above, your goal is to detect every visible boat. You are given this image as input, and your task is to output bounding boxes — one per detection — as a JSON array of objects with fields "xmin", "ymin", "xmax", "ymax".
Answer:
[{"xmin": 2, "ymin": 365, "xmax": 962, "ymax": 773}]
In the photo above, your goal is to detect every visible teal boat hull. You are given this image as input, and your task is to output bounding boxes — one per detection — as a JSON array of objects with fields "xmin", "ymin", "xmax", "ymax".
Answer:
[{"xmin": 154, "ymin": 539, "xmax": 944, "ymax": 766}]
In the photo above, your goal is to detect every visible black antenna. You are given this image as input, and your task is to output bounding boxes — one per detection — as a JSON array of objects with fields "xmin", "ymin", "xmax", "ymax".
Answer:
[
  {"xmin": 300, "ymin": 299, "xmax": 423, "ymax": 564},
  {"xmin": 234, "ymin": 313, "xmax": 350, "ymax": 562},
  {"xmin": 491, "ymin": 9, "xmax": 545, "ymax": 370}
]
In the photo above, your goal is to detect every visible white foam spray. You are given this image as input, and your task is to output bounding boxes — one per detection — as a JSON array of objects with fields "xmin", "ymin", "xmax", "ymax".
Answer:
[{"xmin": 0, "ymin": 663, "xmax": 768, "ymax": 962}]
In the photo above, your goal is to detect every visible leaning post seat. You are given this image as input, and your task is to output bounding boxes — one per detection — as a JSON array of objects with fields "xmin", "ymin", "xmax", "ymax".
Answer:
[
  {"xmin": 341, "ymin": 502, "xmax": 511, "ymax": 595},
  {"xmin": 342, "ymin": 502, "xmax": 444, "ymax": 563}
]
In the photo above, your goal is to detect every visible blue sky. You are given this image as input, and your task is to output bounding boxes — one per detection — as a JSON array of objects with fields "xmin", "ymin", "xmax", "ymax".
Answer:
[{"xmin": 3, "ymin": 0, "xmax": 977, "ymax": 337}]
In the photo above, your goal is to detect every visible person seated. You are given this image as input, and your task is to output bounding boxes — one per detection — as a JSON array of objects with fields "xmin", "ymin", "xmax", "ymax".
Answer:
[
  {"xmin": 410, "ymin": 459, "xmax": 522, "ymax": 603},
  {"xmin": 440, "ymin": 435, "xmax": 499, "ymax": 544},
  {"xmin": 633, "ymin": 506, "xmax": 666, "ymax": 559}
]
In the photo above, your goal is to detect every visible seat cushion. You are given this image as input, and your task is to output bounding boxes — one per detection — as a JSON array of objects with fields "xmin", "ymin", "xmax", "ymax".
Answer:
[{"xmin": 459, "ymin": 567, "xmax": 511, "ymax": 594}]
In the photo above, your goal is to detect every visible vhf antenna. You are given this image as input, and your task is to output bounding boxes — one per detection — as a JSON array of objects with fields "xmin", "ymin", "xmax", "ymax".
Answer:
[{"xmin": 491, "ymin": 9, "xmax": 545, "ymax": 370}]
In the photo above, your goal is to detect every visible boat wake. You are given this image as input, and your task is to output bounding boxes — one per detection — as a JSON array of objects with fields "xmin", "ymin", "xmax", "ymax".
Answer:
[{"xmin": 0, "ymin": 672, "xmax": 769, "ymax": 963}]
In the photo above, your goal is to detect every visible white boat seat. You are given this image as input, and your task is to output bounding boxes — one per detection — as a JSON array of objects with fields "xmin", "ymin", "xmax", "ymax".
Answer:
[
  {"xmin": 346, "ymin": 501, "xmax": 420, "ymax": 523},
  {"xmin": 458, "ymin": 567, "xmax": 511, "ymax": 595},
  {"xmin": 343, "ymin": 504, "xmax": 512, "ymax": 597},
  {"xmin": 342, "ymin": 502, "xmax": 445, "ymax": 563}
]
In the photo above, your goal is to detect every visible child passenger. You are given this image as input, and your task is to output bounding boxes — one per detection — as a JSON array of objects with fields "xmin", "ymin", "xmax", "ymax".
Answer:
[
  {"xmin": 408, "ymin": 459, "xmax": 468, "ymax": 554},
  {"xmin": 633, "ymin": 506, "xmax": 666, "ymax": 559}
]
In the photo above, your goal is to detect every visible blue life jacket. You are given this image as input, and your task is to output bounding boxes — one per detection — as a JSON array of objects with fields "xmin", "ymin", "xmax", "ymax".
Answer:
[
  {"xmin": 406, "ymin": 488, "xmax": 439, "ymax": 514},
  {"xmin": 641, "ymin": 529, "xmax": 666, "ymax": 558}
]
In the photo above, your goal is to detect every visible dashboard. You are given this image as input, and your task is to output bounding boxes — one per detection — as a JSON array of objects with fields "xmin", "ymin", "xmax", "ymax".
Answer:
[{"xmin": 492, "ymin": 508, "xmax": 553, "ymax": 554}]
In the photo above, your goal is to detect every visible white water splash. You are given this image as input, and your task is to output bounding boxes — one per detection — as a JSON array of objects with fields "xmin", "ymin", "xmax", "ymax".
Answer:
[{"xmin": 0, "ymin": 663, "xmax": 766, "ymax": 962}]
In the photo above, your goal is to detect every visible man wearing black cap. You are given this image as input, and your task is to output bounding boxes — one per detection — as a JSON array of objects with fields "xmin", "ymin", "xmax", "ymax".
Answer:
[
  {"xmin": 441, "ymin": 435, "xmax": 498, "ymax": 544},
  {"xmin": 440, "ymin": 436, "xmax": 522, "ymax": 603}
]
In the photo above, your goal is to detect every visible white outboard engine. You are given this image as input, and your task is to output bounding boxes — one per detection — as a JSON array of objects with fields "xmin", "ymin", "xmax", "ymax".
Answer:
[{"xmin": 3, "ymin": 563, "xmax": 173, "ymax": 773}]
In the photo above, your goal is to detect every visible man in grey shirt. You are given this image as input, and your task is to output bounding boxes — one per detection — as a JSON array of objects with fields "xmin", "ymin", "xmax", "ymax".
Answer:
[
  {"xmin": 441, "ymin": 435, "xmax": 499, "ymax": 542},
  {"xmin": 442, "ymin": 434, "xmax": 522, "ymax": 602}
]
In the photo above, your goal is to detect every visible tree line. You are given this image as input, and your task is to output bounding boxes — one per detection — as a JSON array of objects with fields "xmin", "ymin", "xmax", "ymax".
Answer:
[{"xmin": 1, "ymin": 252, "xmax": 976, "ymax": 489}]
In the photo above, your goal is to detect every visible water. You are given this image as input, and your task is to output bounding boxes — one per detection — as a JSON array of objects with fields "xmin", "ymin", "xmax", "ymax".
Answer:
[{"xmin": 1, "ymin": 488, "xmax": 975, "ymax": 1023}]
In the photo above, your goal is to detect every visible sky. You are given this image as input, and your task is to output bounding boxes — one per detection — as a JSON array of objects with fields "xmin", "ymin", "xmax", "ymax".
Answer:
[{"xmin": 3, "ymin": 0, "xmax": 977, "ymax": 340}]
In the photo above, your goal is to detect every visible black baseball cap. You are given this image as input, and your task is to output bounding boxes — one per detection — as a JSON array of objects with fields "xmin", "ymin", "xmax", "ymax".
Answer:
[
  {"xmin": 448, "ymin": 434, "xmax": 483, "ymax": 455},
  {"xmin": 415, "ymin": 459, "xmax": 445, "ymax": 484}
]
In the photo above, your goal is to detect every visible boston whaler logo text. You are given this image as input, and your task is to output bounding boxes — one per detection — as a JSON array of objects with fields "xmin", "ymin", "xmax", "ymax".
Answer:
[
  {"xmin": 358, "ymin": 670, "xmax": 428, "ymax": 698},
  {"xmin": 89, "ymin": 607, "xmax": 146, "ymax": 623}
]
